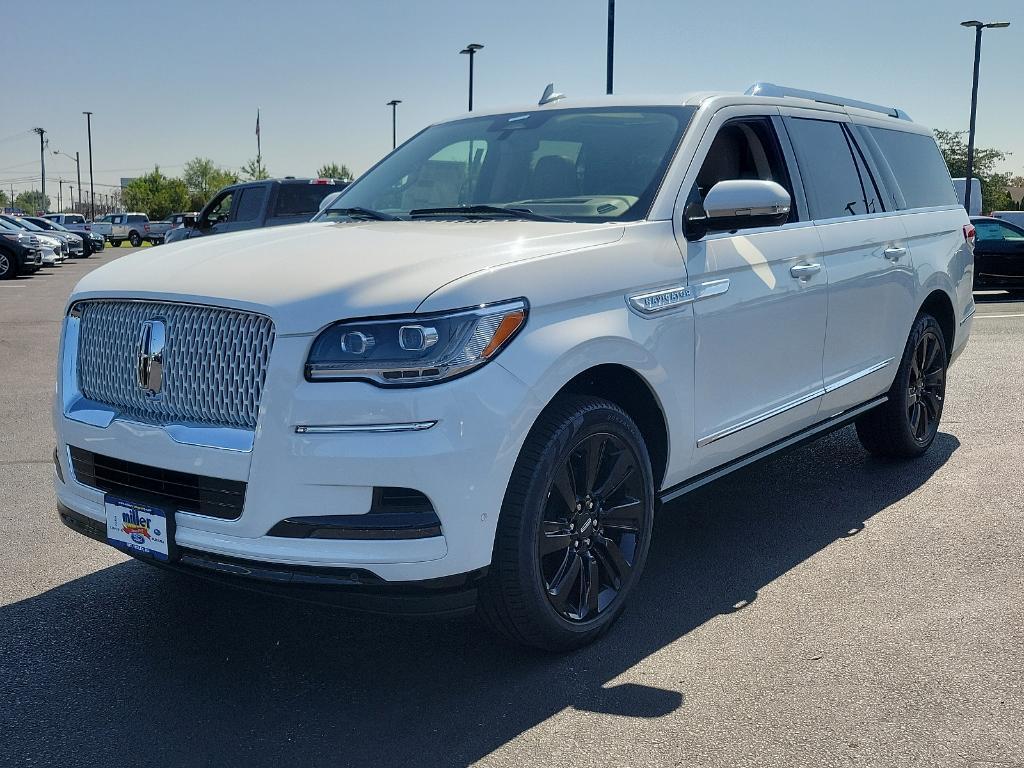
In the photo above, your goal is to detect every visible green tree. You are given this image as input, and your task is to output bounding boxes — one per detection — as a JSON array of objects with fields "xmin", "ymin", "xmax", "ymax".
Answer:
[
  {"xmin": 0, "ymin": 189, "xmax": 7, "ymax": 208},
  {"xmin": 934, "ymin": 129, "xmax": 1013, "ymax": 214},
  {"xmin": 182, "ymin": 157, "xmax": 239, "ymax": 210},
  {"xmin": 121, "ymin": 166, "xmax": 190, "ymax": 220},
  {"xmin": 14, "ymin": 190, "xmax": 50, "ymax": 213},
  {"xmin": 316, "ymin": 162, "xmax": 352, "ymax": 180},
  {"xmin": 241, "ymin": 155, "xmax": 270, "ymax": 181}
]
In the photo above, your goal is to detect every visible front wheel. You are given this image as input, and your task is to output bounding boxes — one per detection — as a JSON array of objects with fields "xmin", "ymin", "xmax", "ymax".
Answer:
[
  {"xmin": 128, "ymin": 231, "xmax": 142, "ymax": 248},
  {"xmin": 0, "ymin": 250, "xmax": 17, "ymax": 279},
  {"xmin": 478, "ymin": 396, "xmax": 655, "ymax": 651},
  {"xmin": 856, "ymin": 312, "xmax": 947, "ymax": 458}
]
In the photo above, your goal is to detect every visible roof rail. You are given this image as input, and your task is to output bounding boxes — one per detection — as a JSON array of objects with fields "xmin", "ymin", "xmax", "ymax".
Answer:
[{"xmin": 745, "ymin": 82, "xmax": 912, "ymax": 121}]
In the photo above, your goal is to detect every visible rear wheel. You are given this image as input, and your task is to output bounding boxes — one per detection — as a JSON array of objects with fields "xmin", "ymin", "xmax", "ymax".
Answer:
[
  {"xmin": 110, "ymin": 239, "xmax": 121, "ymax": 247},
  {"xmin": 856, "ymin": 312, "xmax": 947, "ymax": 458},
  {"xmin": 478, "ymin": 396, "xmax": 655, "ymax": 651},
  {"xmin": 128, "ymin": 231, "xmax": 142, "ymax": 248}
]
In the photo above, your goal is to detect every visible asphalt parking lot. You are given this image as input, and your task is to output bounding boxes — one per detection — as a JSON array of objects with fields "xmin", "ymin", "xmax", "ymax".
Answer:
[{"xmin": 1, "ymin": 251, "xmax": 1022, "ymax": 768}]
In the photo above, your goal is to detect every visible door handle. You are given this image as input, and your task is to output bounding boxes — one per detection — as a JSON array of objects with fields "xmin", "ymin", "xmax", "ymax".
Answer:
[
  {"xmin": 790, "ymin": 263, "xmax": 822, "ymax": 280},
  {"xmin": 883, "ymin": 246, "xmax": 907, "ymax": 261}
]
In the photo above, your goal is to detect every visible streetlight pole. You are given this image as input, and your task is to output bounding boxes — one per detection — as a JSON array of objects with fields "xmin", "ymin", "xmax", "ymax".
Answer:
[
  {"xmin": 83, "ymin": 111, "xmax": 95, "ymax": 220},
  {"xmin": 606, "ymin": 0, "xmax": 615, "ymax": 95},
  {"xmin": 53, "ymin": 150, "xmax": 83, "ymax": 212},
  {"xmin": 960, "ymin": 20, "xmax": 1010, "ymax": 214},
  {"xmin": 387, "ymin": 100, "xmax": 401, "ymax": 149},
  {"xmin": 459, "ymin": 43, "xmax": 483, "ymax": 111}
]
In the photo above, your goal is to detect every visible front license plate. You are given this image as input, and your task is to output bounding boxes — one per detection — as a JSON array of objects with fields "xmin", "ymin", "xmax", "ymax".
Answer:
[{"xmin": 105, "ymin": 495, "xmax": 175, "ymax": 562}]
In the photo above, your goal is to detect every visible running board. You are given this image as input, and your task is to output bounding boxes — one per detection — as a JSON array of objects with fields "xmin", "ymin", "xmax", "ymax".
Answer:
[{"xmin": 658, "ymin": 396, "xmax": 888, "ymax": 505}]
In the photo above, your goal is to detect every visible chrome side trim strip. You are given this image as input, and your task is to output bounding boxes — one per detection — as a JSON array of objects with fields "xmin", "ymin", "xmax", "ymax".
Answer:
[
  {"xmin": 626, "ymin": 279, "xmax": 730, "ymax": 316},
  {"xmin": 960, "ymin": 305, "xmax": 976, "ymax": 325},
  {"xmin": 662, "ymin": 396, "xmax": 888, "ymax": 505},
  {"xmin": 692, "ymin": 278, "xmax": 731, "ymax": 301},
  {"xmin": 697, "ymin": 388, "xmax": 824, "ymax": 448},
  {"xmin": 697, "ymin": 358, "xmax": 895, "ymax": 448},
  {"xmin": 294, "ymin": 421, "xmax": 437, "ymax": 434},
  {"xmin": 823, "ymin": 357, "xmax": 894, "ymax": 393}
]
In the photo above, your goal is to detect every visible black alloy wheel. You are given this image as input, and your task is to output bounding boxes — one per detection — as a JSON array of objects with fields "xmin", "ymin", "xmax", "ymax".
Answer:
[
  {"xmin": 478, "ymin": 396, "xmax": 655, "ymax": 650},
  {"xmin": 128, "ymin": 231, "xmax": 142, "ymax": 248},
  {"xmin": 539, "ymin": 432, "xmax": 646, "ymax": 623},
  {"xmin": 856, "ymin": 311, "xmax": 947, "ymax": 458},
  {"xmin": 906, "ymin": 329, "xmax": 945, "ymax": 444}
]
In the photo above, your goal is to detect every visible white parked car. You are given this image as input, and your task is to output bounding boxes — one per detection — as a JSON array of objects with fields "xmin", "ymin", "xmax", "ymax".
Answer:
[{"xmin": 54, "ymin": 84, "xmax": 974, "ymax": 650}]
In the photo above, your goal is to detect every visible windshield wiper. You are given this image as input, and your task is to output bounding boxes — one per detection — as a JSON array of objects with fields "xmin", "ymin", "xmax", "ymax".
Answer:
[
  {"xmin": 329, "ymin": 207, "xmax": 400, "ymax": 221},
  {"xmin": 409, "ymin": 205, "xmax": 565, "ymax": 222}
]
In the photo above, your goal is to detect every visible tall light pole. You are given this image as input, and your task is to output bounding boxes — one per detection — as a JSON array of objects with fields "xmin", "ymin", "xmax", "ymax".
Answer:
[
  {"xmin": 459, "ymin": 43, "xmax": 483, "ymax": 111},
  {"xmin": 386, "ymin": 100, "xmax": 402, "ymax": 149},
  {"xmin": 606, "ymin": 0, "xmax": 615, "ymax": 94},
  {"xmin": 32, "ymin": 127, "xmax": 46, "ymax": 211},
  {"xmin": 83, "ymin": 111, "xmax": 95, "ymax": 219},
  {"xmin": 960, "ymin": 20, "xmax": 1010, "ymax": 214},
  {"xmin": 54, "ymin": 149, "xmax": 82, "ymax": 212}
]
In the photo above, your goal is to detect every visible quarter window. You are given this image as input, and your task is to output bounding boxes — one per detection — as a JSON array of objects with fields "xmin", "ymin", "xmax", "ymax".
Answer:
[
  {"xmin": 786, "ymin": 118, "xmax": 872, "ymax": 220},
  {"xmin": 866, "ymin": 127, "xmax": 958, "ymax": 209}
]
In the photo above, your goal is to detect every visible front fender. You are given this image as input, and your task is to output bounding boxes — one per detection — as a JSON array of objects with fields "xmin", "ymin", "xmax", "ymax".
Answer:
[{"xmin": 496, "ymin": 297, "xmax": 695, "ymax": 490}]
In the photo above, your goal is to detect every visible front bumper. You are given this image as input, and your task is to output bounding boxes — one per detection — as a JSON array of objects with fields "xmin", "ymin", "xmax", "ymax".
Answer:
[
  {"xmin": 54, "ymin": 330, "xmax": 542, "ymax": 584},
  {"xmin": 57, "ymin": 503, "xmax": 482, "ymax": 615}
]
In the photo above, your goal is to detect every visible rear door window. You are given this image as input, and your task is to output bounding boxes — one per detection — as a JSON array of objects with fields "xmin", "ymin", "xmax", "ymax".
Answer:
[
  {"xmin": 975, "ymin": 220, "xmax": 1024, "ymax": 241},
  {"xmin": 233, "ymin": 187, "xmax": 266, "ymax": 222},
  {"xmin": 127, "ymin": 215, "xmax": 146, "ymax": 224},
  {"xmin": 865, "ymin": 127, "xmax": 958, "ymax": 209},
  {"xmin": 273, "ymin": 184, "xmax": 338, "ymax": 217},
  {"xmin": 785, "ymin": 118, "xmax": 872, "ymax": 219}
]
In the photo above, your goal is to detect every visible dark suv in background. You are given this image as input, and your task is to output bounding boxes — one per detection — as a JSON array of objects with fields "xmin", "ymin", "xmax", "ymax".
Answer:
[{"xmin": 164, "ymin": 178, "xmax": 348, "ymax": 244}]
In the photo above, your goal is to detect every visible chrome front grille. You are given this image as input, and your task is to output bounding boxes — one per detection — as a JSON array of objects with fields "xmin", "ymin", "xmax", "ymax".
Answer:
[{"xmin": 76, "ymin": 300, "xmax": 275, "ymax": 430}]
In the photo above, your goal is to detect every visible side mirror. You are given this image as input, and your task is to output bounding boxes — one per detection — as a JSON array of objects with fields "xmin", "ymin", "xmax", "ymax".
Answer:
[{"xmin": 684, "ymin": 180, "xmax": 791, "ymax": 241}]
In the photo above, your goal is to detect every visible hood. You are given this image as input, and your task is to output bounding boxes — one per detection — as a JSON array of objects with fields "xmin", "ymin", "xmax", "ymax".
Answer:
[{"xmin": 70, "ymin": 220, "xmax": 623, "ymax": 334}]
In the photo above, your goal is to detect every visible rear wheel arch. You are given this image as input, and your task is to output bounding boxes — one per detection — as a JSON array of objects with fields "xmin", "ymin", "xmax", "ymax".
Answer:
[{"xmin": 919, "ymin": 289, "xmax": 956, "ymax": 360}]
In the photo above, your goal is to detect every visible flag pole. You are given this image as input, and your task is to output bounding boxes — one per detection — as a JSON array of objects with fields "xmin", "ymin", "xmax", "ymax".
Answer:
[{"xmin": 256, "ymin": 109, "xmax": 261, "ymax": 164}]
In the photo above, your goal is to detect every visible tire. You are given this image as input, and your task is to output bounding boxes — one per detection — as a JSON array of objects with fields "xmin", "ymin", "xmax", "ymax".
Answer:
[
  {"xmin": 478, "ymin": 396, "xmax": 655, "ymax": 651},
  {"xmin": 110, "ymin": 240, "xmax": 121, "ymax": 247},
  {"xmin": 855, "ymin": 312, "xmax": 947, "ymax": 458},
  {"xmin": 0, "ymin": 249, "xmax": 17, "ymax": 279},
  {"xmin": 128, "ymin": 231, "xmax": 142, "ymax": 248}
]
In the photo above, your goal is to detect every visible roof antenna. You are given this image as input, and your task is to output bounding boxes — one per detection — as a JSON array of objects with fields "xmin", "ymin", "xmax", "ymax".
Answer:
[{"xmin": 538, "ymin": 83, "xmax": 566, "ymax": 106}]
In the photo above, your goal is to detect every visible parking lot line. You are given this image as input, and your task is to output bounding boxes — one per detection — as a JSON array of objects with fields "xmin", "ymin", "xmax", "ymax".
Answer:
[{"xmin": 976, "ymin": 313, "xmax": 1024, "ymax": 319}]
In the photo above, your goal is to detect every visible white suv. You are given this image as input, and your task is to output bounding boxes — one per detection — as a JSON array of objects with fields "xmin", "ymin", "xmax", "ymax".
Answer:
[{"xmin": 54, "ymin": 83, "xmax": 974, "ymax": 650}]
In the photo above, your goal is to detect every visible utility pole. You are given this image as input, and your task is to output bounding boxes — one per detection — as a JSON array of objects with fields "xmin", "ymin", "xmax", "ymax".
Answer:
[
  {"xmin": 606, "ymin": 0, "xmax": 615, "ymax": 94},
  {"xmin": 387, "ymin": 100, "xmax": 401, "ymax": 149},
  {"xmin": 69, "ymin": 184, "xmax": 75, "ymax": 212},
  {"xmin": 32, "ymin": 127, "xmax": 46, "ymax": 212},
  {"xmin": 83, "ymin": 111, "xmax": 95, "ymax": 219}
]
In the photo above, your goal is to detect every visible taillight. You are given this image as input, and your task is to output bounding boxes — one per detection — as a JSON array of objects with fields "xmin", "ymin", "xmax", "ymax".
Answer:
[
  {"xmin": 84, "ymin": 224, "xmax": 90, "ymax": 231},
  {"xmin": 963, "ymin": 224, "xmax": 976, "ymax": 248},
  {"xmin": 144, "ymin": 224, "xmax": 150, "ymax": 232}
]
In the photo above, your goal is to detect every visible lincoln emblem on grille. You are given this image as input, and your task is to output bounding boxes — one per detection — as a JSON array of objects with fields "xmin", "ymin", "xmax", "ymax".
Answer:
[{"xmin": 136, "ymin": 319, "xmax": 166, "ymax": 395}]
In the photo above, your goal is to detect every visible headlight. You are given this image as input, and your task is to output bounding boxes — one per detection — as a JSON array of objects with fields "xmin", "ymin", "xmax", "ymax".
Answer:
[{"xmin": 306, "ymin": 299, "xmax": 527, "ymax": 385}]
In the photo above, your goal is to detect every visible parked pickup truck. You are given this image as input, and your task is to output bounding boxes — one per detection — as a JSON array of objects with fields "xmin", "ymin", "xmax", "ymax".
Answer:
[
  {"xmin": 92, "ymin": 213, "xmax": 171, "ymax": 247},
  {"xmin": 165, "ymin": 178, "xmax": 347, "ymax": 244}
]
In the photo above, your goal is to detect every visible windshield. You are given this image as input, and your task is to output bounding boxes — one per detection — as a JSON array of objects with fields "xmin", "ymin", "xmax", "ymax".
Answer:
[
  {"xmin": 28, "ymin": 218, "xmax": 64, "ymax": 231},
  {"xmin": 321, "ymin": 106, "xmax": 695, "ymax": 223},
  {"xmin": 1, "ymin": 216, "xmax": 40, "ymax": 231}
]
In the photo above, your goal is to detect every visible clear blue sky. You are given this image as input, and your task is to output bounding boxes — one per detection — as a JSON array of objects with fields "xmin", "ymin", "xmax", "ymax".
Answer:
[{"xmin": 2, "ymin": 0, "xmax": 1020, "ymax": 199}]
